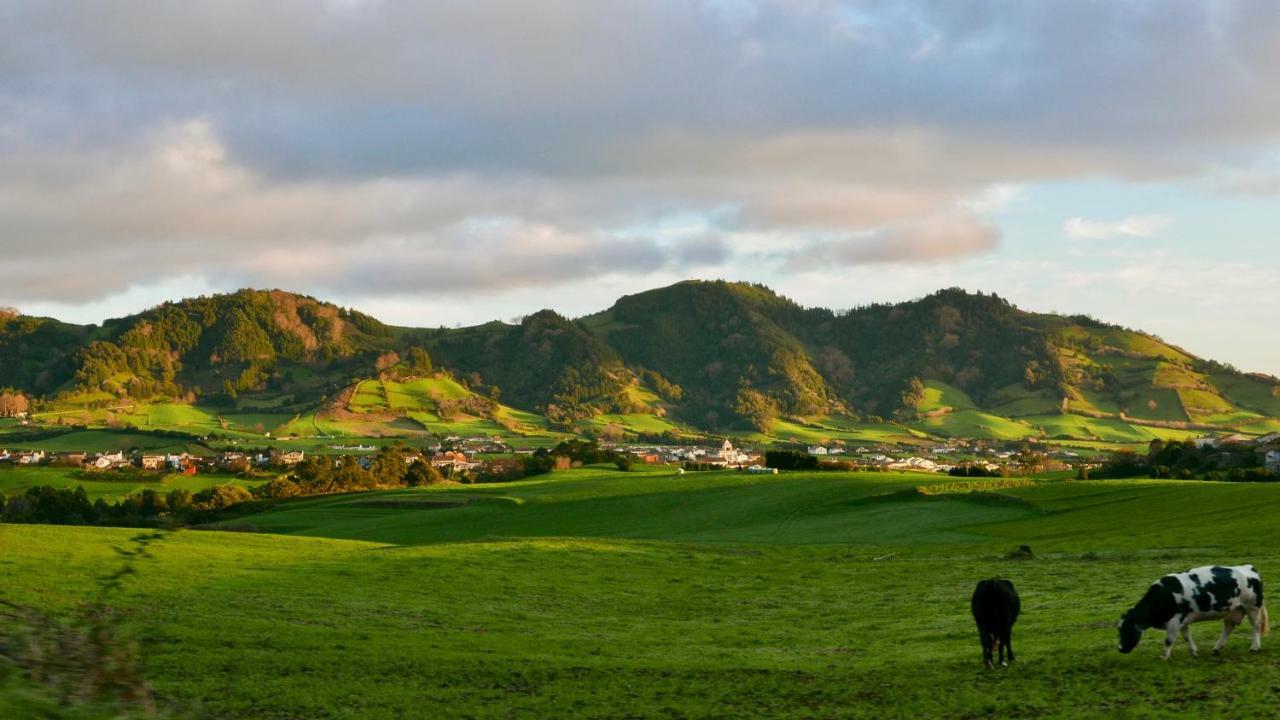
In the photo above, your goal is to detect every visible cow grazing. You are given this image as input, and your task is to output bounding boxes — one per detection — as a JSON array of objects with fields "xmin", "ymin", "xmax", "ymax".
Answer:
[
  {"xmin": 971, "ymin": 579, "xmax": 1021, "ymax": 668},
  {"xmin": 1118, "ymin": 565, "xmax": 1270, "ymax": 659}
]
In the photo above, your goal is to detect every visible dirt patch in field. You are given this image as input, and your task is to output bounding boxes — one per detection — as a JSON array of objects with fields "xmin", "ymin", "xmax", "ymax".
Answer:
[
  {"xmin": 190, "ymin": 522, "xmax": 260, "ymax": 533},
  {"xmin": 348, "ymin": 498, "xmax": 476, "ymax": 510}
]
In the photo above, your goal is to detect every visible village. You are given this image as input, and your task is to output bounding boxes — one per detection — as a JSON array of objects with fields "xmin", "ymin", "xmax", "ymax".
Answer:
[{"xmin": 3, "ymin": 430, "xmax": 1278, "ymax": 480}]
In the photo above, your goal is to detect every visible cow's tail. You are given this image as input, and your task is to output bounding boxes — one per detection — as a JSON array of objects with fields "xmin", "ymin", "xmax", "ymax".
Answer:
[{"xmin": 1260, "ymin": 604, "xmax": 1271, "ymax": 636}]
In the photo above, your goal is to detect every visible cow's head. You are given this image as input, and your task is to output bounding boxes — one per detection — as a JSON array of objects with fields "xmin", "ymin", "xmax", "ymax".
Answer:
[{"xmin": 1117, "ymin": 612, "xmax": 1143, "ymax": 653}]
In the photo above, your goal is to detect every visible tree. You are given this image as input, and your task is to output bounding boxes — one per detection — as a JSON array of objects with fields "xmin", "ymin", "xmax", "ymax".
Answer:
[
  {"xmin": 167, "ymin": 489, "xmax": 193, "ymax": 513},
  {"xmin": 370, "ymin": 445, "xmax": 409, "ymax": 485},
  {"xmin": 405, "ymin": 461, "xmax": 444, "ymax": 487},
  {"xmin": 256, "ymin": 477, "xmax": 302, "ymax": 499},
  {"xmin": 900, "ymin": 377, "xmax": 926, "ymax": 410},
  {"xmin": 0, "ymin": 390, "xmax": 30, "ymax": 417},
  {"xmin": 405, "ymin": 347, "xmax": 433, "ymax": 374},
  {"xmin": 193, "ymin": 484, "xmax": 255, "ymax": 511},
  {"xmin": 733, "ymin": 387, "xmax": 779, "ymax": 433},
  {"xmin": 375, "ymin": 351, "xmax": 401, "ymax": 373}
]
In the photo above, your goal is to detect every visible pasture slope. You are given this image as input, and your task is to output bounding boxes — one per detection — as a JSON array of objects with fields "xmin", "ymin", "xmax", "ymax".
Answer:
[{"xmin": 5, "ymin": 466, "xmax": 1280, "ymax": 718}]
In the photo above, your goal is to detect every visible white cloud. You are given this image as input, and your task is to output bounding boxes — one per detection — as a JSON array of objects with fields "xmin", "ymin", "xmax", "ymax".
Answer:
[
  {"xmin": 1063, "ymin": 214, "xmax": 1173, "ymax": 240},
  {"xmin": 960, "ymin": 184, "xmax": 1023, "ymax": 215},
  {"xmin": 787, "ymin": 214, "xmax": 1001, "ymax": 269}
]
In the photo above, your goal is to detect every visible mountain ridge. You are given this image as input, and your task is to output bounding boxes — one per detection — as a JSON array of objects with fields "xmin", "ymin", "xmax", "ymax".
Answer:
[{"xmin": 2, "ymin": 281, "xmax": 1277, "ymax": 441}]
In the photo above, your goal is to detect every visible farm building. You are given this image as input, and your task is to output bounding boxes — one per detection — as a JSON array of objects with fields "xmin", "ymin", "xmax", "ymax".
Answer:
[
  {"xmin": 1264, "ymin": 448, "xmax": 1280, "ymax": 473},
  {"xmin": 271, "ymin": 449, "xmax": 306, "ymax": 466},
  {"xmin": 139, "ymin": 455, "xmax": 165, "ymax": 471}
]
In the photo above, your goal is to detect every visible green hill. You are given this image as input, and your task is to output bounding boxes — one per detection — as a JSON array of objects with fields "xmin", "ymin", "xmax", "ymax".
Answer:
[{"xmin": 2, "ymin": 282, "xmax": 1277, "ymax": 444}]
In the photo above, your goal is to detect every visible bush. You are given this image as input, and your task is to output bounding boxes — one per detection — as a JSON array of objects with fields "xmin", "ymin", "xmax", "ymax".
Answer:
[
  {"xmin": 255, "ymin": 477, "xmax": 303, "ymax": 499},
  {"xmin": 192, "ymin": 484, "xmax": 255, "ymax": 511},
  {"xmin": 764, "ymin": 450, "xmax": 818, "ymax": 471}
]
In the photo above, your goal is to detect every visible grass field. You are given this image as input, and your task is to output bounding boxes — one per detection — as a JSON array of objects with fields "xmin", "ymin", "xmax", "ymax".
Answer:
[
  {"xmin": 0, "ymin": 466, "xmax": 264, "ymax": 502},
  {"xmin": 913, "ymin": 408, "xmax": 1039, "ymax": 440},
  {"xmin": 0, "ymin": 430, "xmax": 208, "ymax": 454},
  {"xmin": 8, "ymin": 467, "xmax": 1280, "ymax": 718}
]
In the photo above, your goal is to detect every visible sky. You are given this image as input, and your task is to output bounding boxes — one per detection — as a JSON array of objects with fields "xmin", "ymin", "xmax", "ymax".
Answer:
[{"xmin": 2, "ymin": 1, "xmax": 1279, "ymax": 374}]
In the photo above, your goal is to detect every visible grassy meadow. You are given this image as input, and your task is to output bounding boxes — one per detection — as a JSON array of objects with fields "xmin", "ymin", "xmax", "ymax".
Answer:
[
  {"xmin": 0, "ymin": 466, "xmax": 265, "ymax": 503},
  {"xmin": 5, "ymin": 466, "xmax": 1280, "ymax": 718}
]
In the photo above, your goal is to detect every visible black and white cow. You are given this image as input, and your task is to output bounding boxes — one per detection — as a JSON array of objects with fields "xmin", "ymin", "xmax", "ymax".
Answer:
[
  {"xmin": 971, "ymin": 578, "xmax": 1021, "ymax": 668},
  {"xmin": 1118, "ymin": 565, "xmax": 1270, "ymax": 659}
]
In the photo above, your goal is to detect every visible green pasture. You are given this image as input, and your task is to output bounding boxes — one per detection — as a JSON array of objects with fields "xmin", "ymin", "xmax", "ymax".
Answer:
[
  {"xmin": 912, "ymin": 408, "xmax": 1039, "ymax": 440},
  {"xmin": 986, "ymin": 384, "xmax": 1062, "ymax": 417},
  {"xmin": 0, "ymin": 466, "xmax": 264, "ymax": 503},
  {"xmin": 1213, "ymin": 373, "xmax": 1280, "ymax": 417},
  {"xmin": 6, "ymin": 468, "xmax": 1280, "ymax": 718},
  {"xmin": 0, "ymin": 430, "xmax": 206, "ymax": 454},
  {"xmin": 918, "ymin": 379, "xmax": 978, "ymax": 412}
]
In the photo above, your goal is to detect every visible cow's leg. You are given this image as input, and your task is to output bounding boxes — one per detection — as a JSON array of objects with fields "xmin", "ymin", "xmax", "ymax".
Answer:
[
  {"xmin": 1181, "ymin": 624, "xmax": 1199, "ymax": 657},
  {"xmin": 1002, "ymin": 626, "xmax": 1015, "ymax": 666},
  {"xmin": 1248, "ymin": 608, "xmax": 1263, "ymax": 652},
  {"xmin": 1214, "ymin": 619, "xmax": 1239, "ymax": 653},
  {"xmin": 1162, "ymin": 622, "xmax": 1179, "ymax": 660},
  {"xmin": 981, "ymin": 631, "xmax": 993, "ymax": 669}
]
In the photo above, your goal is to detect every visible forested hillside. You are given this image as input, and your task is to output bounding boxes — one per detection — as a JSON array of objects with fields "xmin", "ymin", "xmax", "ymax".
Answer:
[{"xmin": 2, "ymin": 282, "xmax": 1277, "ymax": 439}]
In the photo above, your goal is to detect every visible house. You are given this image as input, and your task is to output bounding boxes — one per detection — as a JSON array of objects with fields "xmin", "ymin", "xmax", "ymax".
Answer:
[
  {"xmin": 218, "ymin": 452, "xmax": 250, "ymax": 473},
  {"xmin": 52, "ymin": 451, "xmax": 87, "ymax": 467},
  {"xmin": 431, "ymin": 451, "xmax": 479, "ymax": 472},
  {"xmin": 888, "ymin": 457, "xmax": 939, "ymax": 472},
  {"xmin": 91, "ymin": 451, "xmax": 125, "ymax": 470},
  {"xmin": 17, "ymin": 450, "xmax": 46, "ymax": 465},
  {"xmin": 138, "ymin": 455, "xmax": 165, "ymax": 471},
  {"xmin": 808, "ymin": 446, "xmax": 829, "ymax": 456},
  {"xmin": 1256, "ymin": 432, "xmax": 1280, "ymax": 446},
  {"xmin": 165, "ymin": 453, "xmax": 191, "ymax": 471},
  {"xmin": 1261, "ymin": 447, "xmax": 1280, "ymax": 473},
  {"xmin": 1195, "ymin": 433, "xmax": 1252, "ymax": 449},
  {"xmin": 272, "ymin": 449, "xmax": 305, "ymax": 466}
]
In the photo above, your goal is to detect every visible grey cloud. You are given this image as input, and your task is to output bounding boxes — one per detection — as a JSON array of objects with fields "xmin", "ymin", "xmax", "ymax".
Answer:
[
  {"xmin": 1, "ymin": 1, "xmax": 1278, "ymax": 308},
  {"xmin": 6, "ymin": 1, "xmax": 1280, "ymax": 180},
  {"xmin": 675, "ymin": 235, "xmax": 733, "ymax": 266}
]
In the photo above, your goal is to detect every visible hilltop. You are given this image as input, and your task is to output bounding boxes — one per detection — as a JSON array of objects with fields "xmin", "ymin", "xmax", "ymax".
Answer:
[{"xmin": 2, "ymin": 281, "xmax": 1278, "ymax": 446}]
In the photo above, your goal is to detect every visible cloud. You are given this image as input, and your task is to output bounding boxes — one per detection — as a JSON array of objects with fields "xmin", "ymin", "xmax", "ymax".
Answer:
[
  {"xmin": 1063, "ymin": 215, "xmax": 1173, "ymax": 240},
  {"xmin": 2, "ymin": 1, "xmax": 1280, "ymax": 313},
  {"xmin": 676, "ymin": 235, "xmax": 733, "ymax": 266},
  {"xmin": 788, "ymin": 214, "xmax": 1001, "ymax": 268}
]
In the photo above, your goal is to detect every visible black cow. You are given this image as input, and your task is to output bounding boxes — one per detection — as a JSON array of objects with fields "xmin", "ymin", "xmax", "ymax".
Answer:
[{"xmin": 971, "ymin": 578, "xmax": 1021, "ymax": 668}]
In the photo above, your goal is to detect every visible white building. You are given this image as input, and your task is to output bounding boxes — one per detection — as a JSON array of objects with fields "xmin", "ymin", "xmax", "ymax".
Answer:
[
  {"xmin": 1266, "ymin": 449, "xmax": 1280, "ymax": 473},
  {"xmin": 18, "ymin": 450, "xmax": 45, "ymax": 465}
]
